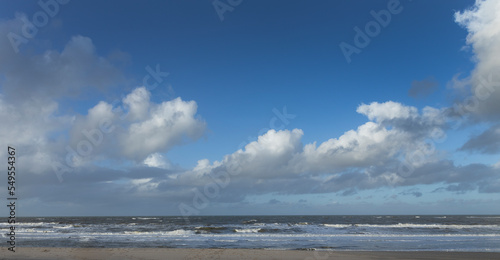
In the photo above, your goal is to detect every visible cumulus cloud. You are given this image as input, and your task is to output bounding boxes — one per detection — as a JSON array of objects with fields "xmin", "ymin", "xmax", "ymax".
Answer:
[
  {"xmin": 143, "ymin": 153, "xmax": 172, "ymax": 169},
  {"xmin": 451, "ymin": 0, "xmax": 500, "ymax": 155},
  {"xmin": 5, "ymin": 96, "xmax": 500, "ymax": 215},
  {"xmin": 357, "ymin": 101, "xmax": 418, "ymax": 122},
  {"xmin": 67, "ymin": 87, "xmax": 206, "ymax": 163},
  {"xmin": 121, "ymin": 95, "xmax": 206, "ymax": 160},
  {"xmin": 218, "ymin": 128, "xmax": 304, "ymax": 178},
  {"xmin": 0, "ymin": 14, "xmax": 205, "ymax": 178},
  {"xmin": 164, "ymin": 102, "xmax": 457, "ymax": 197},
  {"xmin": 188, "ymin": 102, "xmax": 446, "ymax": 182},
  {"xmin": 123, "ymin": 87, "xmax": 151, "ymax": 121},
  {"xmin": 454, "ymin": 0, "xmax": 500, "ymax": 120},
  {"xmin": 0, "ymin": 95, "xmax": 72, "ymax": 174},
  {"xmin": 0, "ymin": 15, "xmax": 130, "ymax": 175},
  {"xmin": 300, "ymin": 122, "xmax": 404, "ymax": 172}
]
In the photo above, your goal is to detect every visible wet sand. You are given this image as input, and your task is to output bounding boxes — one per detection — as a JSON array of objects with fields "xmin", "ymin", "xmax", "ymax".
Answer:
[{"xmin": 2, "ymin": 248, "xmax": 500, "ymax": 260}]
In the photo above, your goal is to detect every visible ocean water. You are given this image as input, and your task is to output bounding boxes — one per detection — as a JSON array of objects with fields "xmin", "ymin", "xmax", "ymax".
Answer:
[{"xmin": 2, "ymin": 215, "xmax": 500, "ymax": 251}]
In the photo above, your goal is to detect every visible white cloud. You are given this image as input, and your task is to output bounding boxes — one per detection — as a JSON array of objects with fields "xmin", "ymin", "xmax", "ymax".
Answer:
[
  {"xmin": 0, "ymin": 14, "xmax": 206, "ymax": 175},
  {"xmin": 0, "ymin": 15, "xmax": 128, "ymax": 173},
  {"xmin": 193, "ymin": 159, "xmax": 212, "ymax": 172},
  {"xmin": 155, "ymin": 97, "xmax": 499, "ymax": 203},
  {"xmin": 357, "ymin": 101, "xmax": 418, "ymax": 123},
  {"xmin": 123, "ymin": 87, "xmax": 150, "ymax": 121},
  {"xmin": 0, "ymin": 95, "xmax": 72, "ymax": 174},
  {"xmin": 68, "ymin": 87, "xmax": 206, "ymax": 162},
  {"xmin": 143, "ymin": 153, "xmax": 172, "ymax": 169},
  {"xmin": 493, "ymin": 160, "xmax": 500, "ymax": 169},
  {"xmin": 121, "ymin": 94, "xmax": 206, "ymax": 160},
  {"xmin": 454, "ymin": 0, "xmax": 500, "ymax": 119},
  {"xmin": 454, "ymin": 0, "xmax": 500, "ymax": 156},
  {"xmin": 300, "ymin": 122, "xmax": 403, "ymax": 172},
  {"xmin": 190, "ymin": 101, "xmax": 443, "ymax": 184},
  {"xmin": 217, "ymin": 129, "xmax": 304, "ymax": 178}
]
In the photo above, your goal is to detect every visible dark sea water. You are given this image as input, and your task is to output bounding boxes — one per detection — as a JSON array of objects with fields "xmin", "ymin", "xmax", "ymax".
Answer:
[{"xmin": 2, "ymin": 215, "xmax": 500, "ymax": 251}]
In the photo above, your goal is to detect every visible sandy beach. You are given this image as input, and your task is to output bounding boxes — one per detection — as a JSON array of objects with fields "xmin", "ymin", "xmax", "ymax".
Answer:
[{"xmin": 1, "ymin": 248, "xmax": 500, "ymax": 260}]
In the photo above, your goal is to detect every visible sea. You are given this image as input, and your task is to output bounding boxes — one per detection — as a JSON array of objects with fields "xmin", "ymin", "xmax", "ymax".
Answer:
[{"xmin": 2, "ymin": 215, "xmax": 500, "ymax": 251}]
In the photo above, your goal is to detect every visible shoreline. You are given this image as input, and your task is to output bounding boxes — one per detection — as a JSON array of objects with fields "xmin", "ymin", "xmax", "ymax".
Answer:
[{"xmin": 2, "ymin": 248, "xmax": 500, "ymax": 260}]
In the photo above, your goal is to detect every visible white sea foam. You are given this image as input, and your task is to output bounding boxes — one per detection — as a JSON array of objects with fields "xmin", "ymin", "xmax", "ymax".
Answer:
[
  {"xmin": 0, "ymin": 222, "xmax": 58, "ymax": 227},
  {"xmin": 234, "ymin": 228, "xmax": 261, "ymax": 233},
  {"xmin": 79, "ymin": 237, "xmax": 92, "ymax": 242},
  {"xmin": 322, "ymin": 224, "xmax": 352, "ymax": 228},
  {"xmin": 354, "ymin": 223, "xmax": 500, "ymax": 229},
  {"xmin": 214, "ymin": 239, "xmax": 238, "ymax": 243},
  {"xmin": 164, "ymin": 229, "xmax": 195, "ymax": 236},
  {"xmin": 12, "ymin": 216, "xmax": 500, "ymax": 251},
  {"xmin": 122, "ymin": 230, "xmax": 195, "ymax": 236},
  {"xmin": 53, "ymin": 225, "xmax": 73, "ymax": 229},
  {"xmin": 467, "ymin": 216, "xmax": 500, "ymax": 219}
]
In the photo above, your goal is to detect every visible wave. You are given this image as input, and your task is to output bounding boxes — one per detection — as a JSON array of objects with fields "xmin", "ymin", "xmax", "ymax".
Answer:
[
  {"xmin": 165, "ymin": 229, "xmax": 195, "ymax": 236},
  {"xmin": 123, "ymin": 229, "xmax": 195, "ymax": 236},
  {"xmin": 258, "ymin": 228, "xmax": 282, "ymax": 233},
  {"xmin": 195, "ymin": 226, "xmax": 228, "ymax": 234},
  {"xmin": 0, "ymin": 222, "xmax": 59, "ymax": 227},
  {"xmin": 466, "ymin": 216, "xmax": 500, "ymax": 219},
  {"xmin": 234, "ymin": 228, "xmax": 261, "ymax": 233},
  {"xmin": 355, "ymin": 223, "xmax": 500, "ymax": 229},
  {"xmin": 318, "ymin": 223, "xmax": 500, "ymax": 230},
  {"xmin": 79, "ymin": 237, "xmax": 92, "ymax": 242},
  {"xmin": 53, "ymin": 225, "xmax": 74, "ymax": 229},
  {"xmin": 322, "ymin": 224, "xmax": 353, "ymax": 228}
]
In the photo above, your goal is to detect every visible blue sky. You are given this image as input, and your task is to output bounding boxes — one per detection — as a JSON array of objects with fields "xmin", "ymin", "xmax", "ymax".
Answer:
[{"xmin": 0, "ymin": 0, "xmax": 499, "ymax": 217}]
